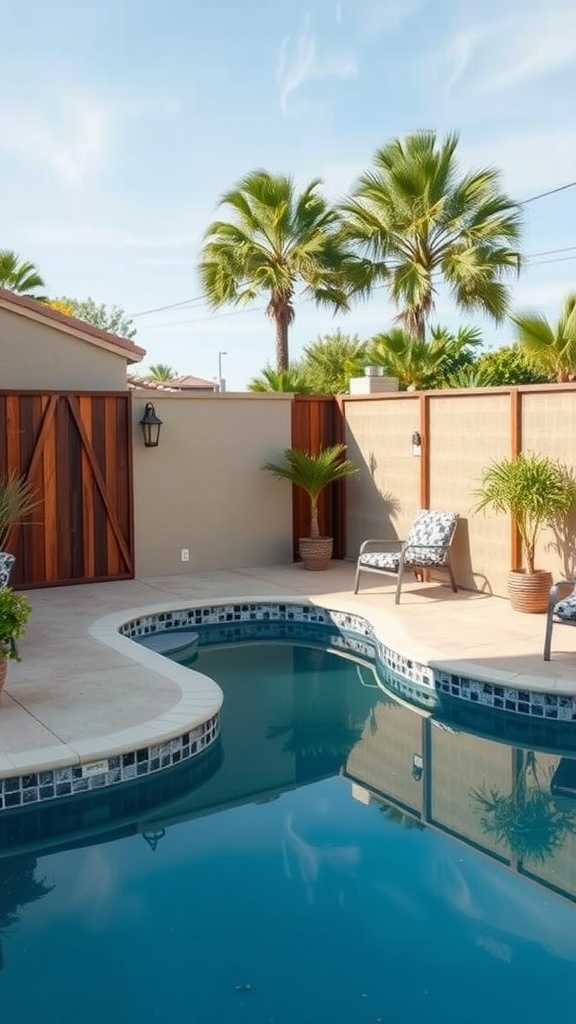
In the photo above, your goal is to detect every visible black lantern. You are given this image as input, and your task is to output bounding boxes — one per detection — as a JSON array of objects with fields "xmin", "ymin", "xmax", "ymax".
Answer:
[{"xmin": 140, "ymin": 402, "xmax": 163, "ymax": 448}]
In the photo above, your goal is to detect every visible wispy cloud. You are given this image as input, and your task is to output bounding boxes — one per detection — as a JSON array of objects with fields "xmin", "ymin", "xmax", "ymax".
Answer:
[
  {"xmin": 0, "ymin": 93, "xmax": 112, "ymax": 186},
  {"xmin": 440, "ymin": 10, "xmax": 576, "ymax": 95},
  {"xmin": 356, "ymin": 0, "xmax": 426, "ymax": 37},
  {"xmin": 276, "ymin": 13, "xmax": 356, "ymax": 114}
]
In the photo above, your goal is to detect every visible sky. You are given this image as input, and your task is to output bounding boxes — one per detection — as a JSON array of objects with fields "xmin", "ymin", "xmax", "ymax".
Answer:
[{"xmin": 1, "ymin": 0, "xmax": 576, "ymax": 390}]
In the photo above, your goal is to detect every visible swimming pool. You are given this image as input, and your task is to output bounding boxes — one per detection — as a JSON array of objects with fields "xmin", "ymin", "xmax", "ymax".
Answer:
[{"xmin": 1, "ymin": 635, "xmax": 576, "ymax": 1024}]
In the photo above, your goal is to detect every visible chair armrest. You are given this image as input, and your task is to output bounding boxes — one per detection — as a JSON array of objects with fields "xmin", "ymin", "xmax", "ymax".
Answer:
[
  {"xmin": 359, "ymin": 538, "xmax": 404, "ymax": 555},
  {"xmin": 549, "ymin": 579, "xmax": 576, "ymax": 611}
]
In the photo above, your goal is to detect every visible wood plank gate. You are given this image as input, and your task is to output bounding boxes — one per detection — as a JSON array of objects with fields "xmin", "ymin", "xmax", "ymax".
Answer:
[
  {"xmin": 0, "ymin": 391, "xmax": 134, "ymax": 588},
  {"xmin": 291, "ymin": 395, "xmax": 346, "ymax": 561}
]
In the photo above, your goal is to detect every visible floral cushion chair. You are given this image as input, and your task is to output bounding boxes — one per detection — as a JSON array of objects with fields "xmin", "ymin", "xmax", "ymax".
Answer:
[
  {"xmin": 0, "ymin": 552, "xmax": 15, "ymax": 589},
  {"xmin": 354, "ymin": 510, "xmax": 459, "ymax": 605},
  {"xmin": 543, "ymin": 580, "xmax": 576, "ymax": 660}
]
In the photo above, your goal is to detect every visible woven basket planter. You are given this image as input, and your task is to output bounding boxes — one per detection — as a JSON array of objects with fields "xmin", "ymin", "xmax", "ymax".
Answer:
[
  {"xmin": 299, "ymin": 537, "xmax": 333, "ymax": 571},
  {"xmin": 0, "ymin": 658, "xmax": 7, "ymax": 695},
  {"xmin": 507, "ymin": 569, "xmax": 553, "ymax": 614}
]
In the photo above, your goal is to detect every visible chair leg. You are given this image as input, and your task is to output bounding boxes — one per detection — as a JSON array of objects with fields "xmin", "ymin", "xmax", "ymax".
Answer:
[
  {"xmin": 543, "ymin": 611, "xmax": 554, "ymax": 661},
  {"xmin": 354, "ymin": 565, "xmax": 361, "ymax": 594},
  {"xmin": 447, "ymin": 561, "xmax": 458, "ymax": 593},
  {"xmin": 395, "ymin": 571, "xmax": 403, "ymax": 605}
]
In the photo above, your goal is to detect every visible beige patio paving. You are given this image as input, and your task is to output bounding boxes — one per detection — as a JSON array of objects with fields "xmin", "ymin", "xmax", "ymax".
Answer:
[{"xmin": 0, "ymin": 561, "xmax": 575, "ymax": 779}]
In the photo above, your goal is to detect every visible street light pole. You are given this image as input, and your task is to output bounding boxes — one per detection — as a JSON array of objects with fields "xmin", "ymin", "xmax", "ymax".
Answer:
[{"xmin": 218, "ymin": 350, "xmax": 228, "ymax": 392}]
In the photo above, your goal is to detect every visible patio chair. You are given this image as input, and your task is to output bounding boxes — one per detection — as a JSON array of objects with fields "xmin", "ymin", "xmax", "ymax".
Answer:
[
  {"xmin": 543, "ymin": 579, "xmax": 576, "ymax": 660},
  {"xmin": 0, "ymin": 552, "xmax": 15, "ymax": 589},
  {"xmin": 354, "ymin": 509, "xmax": 459, "ymax": 605}
]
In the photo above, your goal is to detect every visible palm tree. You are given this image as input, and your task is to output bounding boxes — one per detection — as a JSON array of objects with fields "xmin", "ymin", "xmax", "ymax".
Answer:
[
  {"xmin": 263, "ymin": 444, "xmax": 358, "ymax": 539},
  {"xmin": 366, "ymin": 324, "xmax": 481, "ymax": 390},
  {"xmin": 0, "ymin": 250, "xmax": 46, "ymax": 299},
  {"xmin": 339, "ymin": 130, "xmax": 522, "ymax": 337},
  {"xmin": 248, "ymin": 366, "xmax": 311, "ymax": 393},
  {"xmin": 513, "ymin": 291, "xmax": 576, "ymax": 382},
  {"xmin": 148, "ymin": 363, "xmax": 178, "ymax": 381},
  {"xmin": 199, "ymin": 170, "xmax": 367, "ymax": 370}
]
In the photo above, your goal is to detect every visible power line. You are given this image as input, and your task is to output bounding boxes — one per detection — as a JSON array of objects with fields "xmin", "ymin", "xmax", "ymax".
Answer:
[
  {"xmin": 129, "ymin": 294, "xmax": 205, "ymax": 317},
  {"xmin": 521, "ymin": 180, "xmax": 576, "ymax": 205},
  {"xmin": 130, "ymin": 181, "xmax": 576, "ymax": 323},
  {"xmin": 136, "ymin": 305, "xmax": 266, "ymax": 331}
]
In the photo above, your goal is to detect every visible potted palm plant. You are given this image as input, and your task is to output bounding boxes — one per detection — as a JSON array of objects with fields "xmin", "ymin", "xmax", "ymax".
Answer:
[
  {"xmin": 263, "ymin": 444, "xmax": 358, "ymax": 570},
  {"xmin": 473, "ymin": 453, "xmax": 576, "ymax": 612},
  {"xmin": 0, "ymin": 587, "xmax": 31, "ymax": 694},
  {"xmin": 0, "ymin": 471, "xmax": 38, "ymax": 551}
]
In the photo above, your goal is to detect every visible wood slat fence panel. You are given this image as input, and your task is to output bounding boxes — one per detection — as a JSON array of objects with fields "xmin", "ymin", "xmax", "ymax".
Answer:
[
  {"xmin": 291, "ymin": 396, "xmax": 345, "ymax": 560},
  {"xmin": 0, "ymin": 391, "xmax": 134, "ymax": 588}
]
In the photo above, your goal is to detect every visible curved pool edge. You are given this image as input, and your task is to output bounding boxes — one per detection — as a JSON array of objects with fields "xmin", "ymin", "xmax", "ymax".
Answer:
[{"xmin": 1, "ymin": 590, "xmax": 574, "ymax": 810}]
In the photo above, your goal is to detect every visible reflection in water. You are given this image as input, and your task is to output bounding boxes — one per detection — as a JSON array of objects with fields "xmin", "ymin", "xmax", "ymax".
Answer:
[
  {"xmin": 0, "ymin": 856, "xmax": 53, "ymax": 970},
  {"xmin": 472, "ymin": 750, "xmax": 576, "ymax": 863},
  {"xmin": 1, "ymin": 642, "xmax": 576, "ymax": 1024}
]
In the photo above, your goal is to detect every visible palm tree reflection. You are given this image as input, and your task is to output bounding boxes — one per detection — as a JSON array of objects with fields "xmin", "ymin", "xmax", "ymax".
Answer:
[{"xmin": 472, "ymin": 750, "xmax": 576, "ymax": 863}]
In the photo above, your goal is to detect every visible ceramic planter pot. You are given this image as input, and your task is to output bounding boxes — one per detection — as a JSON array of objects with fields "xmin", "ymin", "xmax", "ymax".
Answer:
[{"xmin": 507, "ymin": 569, "xmax": 553, "ymax": 614}]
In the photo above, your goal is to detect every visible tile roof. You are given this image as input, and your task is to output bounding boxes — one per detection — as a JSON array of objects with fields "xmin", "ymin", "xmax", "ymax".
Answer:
[{"xmin": 0, "ymin": 288, "xmax": 146, "ymax": 363}]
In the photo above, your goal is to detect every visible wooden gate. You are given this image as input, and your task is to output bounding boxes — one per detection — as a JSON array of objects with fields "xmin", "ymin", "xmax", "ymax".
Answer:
[
  {"xmin": 291, "ymin": 395, "xmax": 345, "ymax": 560},
  {"xmin": 0, "ymin": 391, "xmax": 134, "ymax": 588}
]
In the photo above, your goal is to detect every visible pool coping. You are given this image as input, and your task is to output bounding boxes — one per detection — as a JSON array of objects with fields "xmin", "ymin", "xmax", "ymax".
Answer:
[{"xmin": 1, "ymin": 579, "xmax": 575, "ymax": 800}]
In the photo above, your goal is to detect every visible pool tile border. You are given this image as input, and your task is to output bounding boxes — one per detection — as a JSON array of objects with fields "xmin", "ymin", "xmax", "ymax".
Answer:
[{"xmin": 2, "ymin": 595, "xmax": 575, "ymax": 811}]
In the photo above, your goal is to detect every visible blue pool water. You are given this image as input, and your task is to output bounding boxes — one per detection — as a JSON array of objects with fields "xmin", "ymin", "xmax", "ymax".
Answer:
[{"xmin": 1, "ymin": 640, "xmax": 576, "ymax": 1024}]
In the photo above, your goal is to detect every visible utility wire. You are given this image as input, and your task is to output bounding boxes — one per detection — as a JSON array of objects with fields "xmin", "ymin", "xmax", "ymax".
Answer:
[
  {"xmin": 130, "ymin": 180, "xmax": 576, "ymax": 322},
  {"xmin": 521, "ymin": 180, "xmax": 576, "ymax": 204}
]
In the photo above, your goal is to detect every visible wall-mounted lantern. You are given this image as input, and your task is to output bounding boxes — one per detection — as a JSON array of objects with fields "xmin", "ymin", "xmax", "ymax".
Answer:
[
  {"xmin": 411, "ymin": 753, "xmax": 424, "ymax": 782},
  {"xmin": 411, "ymin": 431, "xmax": 422, "ymax": 457},
  {"xmin": 140, "ymin": 402, "xmax": 163, "ymax": 448}
]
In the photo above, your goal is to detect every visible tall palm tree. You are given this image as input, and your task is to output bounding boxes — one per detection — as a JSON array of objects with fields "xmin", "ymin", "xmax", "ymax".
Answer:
[
  {"xmin": 148, "ymin": 363, "xmax": 178, "ymax": 381},
  {"xmin": 339, "ymin": 130, "xmax": 522, "ymax": 337},
  {"xmin": 199, "ymin": 170, "xmax": 367, "ymax": 370},
  {"xmin": 0, "ymin": 250, "xmax": 46, "ymax": 299},
  {"xmin": 366, "ymin": 324, "xmax": 482, "ymax": 390},
  {"xmin": 512, "ymin": 291, "xmax": 576, "ymax": 382}
]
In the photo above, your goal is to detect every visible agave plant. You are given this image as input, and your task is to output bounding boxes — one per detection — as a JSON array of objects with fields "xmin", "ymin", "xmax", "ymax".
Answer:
[{"xmin": 0, "ymin": 472, "xmax": 39, "ymax": 550}]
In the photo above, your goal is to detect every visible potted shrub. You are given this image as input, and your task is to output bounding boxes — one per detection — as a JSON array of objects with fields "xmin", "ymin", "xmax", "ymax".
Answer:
[
  {"xmin": 0, "ymin": 587, "xmax": 31, "ymax": 694},
  {"xmin": 0, "ymin": 472, "xmax": 38, "ymax": 551},
  {"xmin": 263, "ymin": 444, "xmax": 358, "ymax": 570},
  {"xmin": 473, "ymin": 452, "xmax": 576, "ymax": 612}
]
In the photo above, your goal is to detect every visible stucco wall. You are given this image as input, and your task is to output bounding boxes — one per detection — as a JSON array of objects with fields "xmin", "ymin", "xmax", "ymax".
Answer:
[
  {"xmin": 343, "ymin": 386, "xmax": 576, "ymax": 598},
  {"xmin": 132, "ymin": 391, "xmax": 293, "ymax": 576},
  {"xmin": 0, "ymin": 307, "xmax": 130, "ymax": 391},
  {"xmin": 344, "ymin": 396, "xmax": 421, "ymax": 557}
]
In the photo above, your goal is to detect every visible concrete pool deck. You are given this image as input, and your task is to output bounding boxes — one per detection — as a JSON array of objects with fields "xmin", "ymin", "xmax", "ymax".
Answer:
[{"xmin": 1, "ymin": 561, "xmax": 575, "ymax": 780}]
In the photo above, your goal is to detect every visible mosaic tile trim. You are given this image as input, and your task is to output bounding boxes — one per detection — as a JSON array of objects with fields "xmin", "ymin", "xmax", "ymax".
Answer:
[
  {"xmin": 0, "ymin": 715, "xmax": 220, "ymax": 811},
  {"xmin": 435, "ymin": 673, "xmax": 576, "ymax": 721},
  {"xmin": 126, "ymin": 601, "xmax": 576, "ymax": 723}
]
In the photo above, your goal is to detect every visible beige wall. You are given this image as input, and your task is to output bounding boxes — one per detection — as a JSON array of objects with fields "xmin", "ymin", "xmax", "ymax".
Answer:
[
  {"xmin": 428, "ymin": 393, "xmax": 511, "ymax": 594},
  {"xmin": 343, "ymin": 386, "xmax": 576, "ymax": 598},
  {"xmin": 132, "ymin": 391, "xmax": 293, "ymax": 576},
  {"xmin": 345, "ymin": 396, "xmax": 421, "ymax": 557},
  {"xmin": 0, "ymin": 307, "xmax": 131, "ymax": 390}
]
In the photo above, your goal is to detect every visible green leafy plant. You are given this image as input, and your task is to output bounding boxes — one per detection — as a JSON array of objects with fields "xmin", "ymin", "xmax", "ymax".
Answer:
[
  {"xmin": 473, "ymin": 453, "xmax": 576, "ymax": 574},
  {"xmin": 263, "ymin": 444, "xmax": 358, "ymax": 538},
  {"xmin": 0, "ymin": 472, "xmax": 39, "ymax": 549},
  {"xmin": 0, "ymin": 587, "xmax": 31, "ymax": 660}
]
